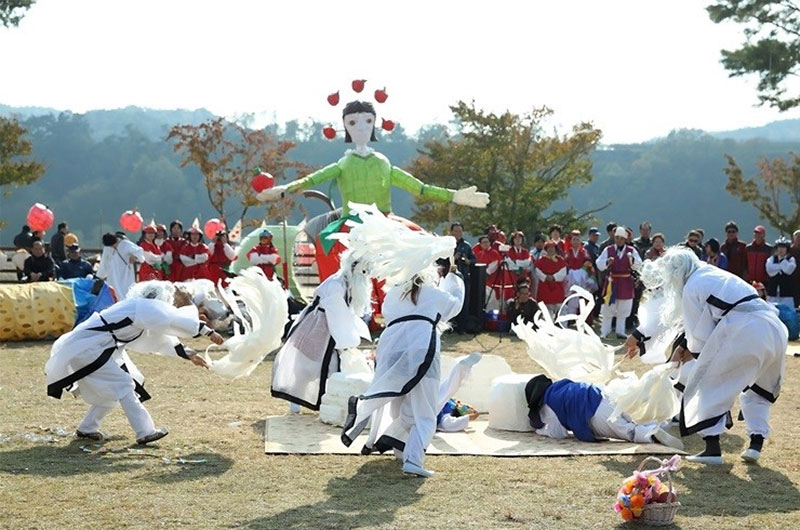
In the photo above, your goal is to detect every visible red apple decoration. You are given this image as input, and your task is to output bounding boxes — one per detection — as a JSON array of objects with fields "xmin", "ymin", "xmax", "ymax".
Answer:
[
  {"xmin": 204, "ymin": 218, "xmax": 226, "ymax": 239},
  {"xmin": 120, "ymin": 209, "xmax": 143, "ymax": 233},
  {"xmin": 352, "ymin": 79, "xmax": 366, "ymax": 93},
  {"xmin": 26, "ymin": 203, "xmax": 54, "ymax": 232},
  {"xmin": 322, "ymin": 126, "xmax": 336, "ymax": 140},
  {"xmin": 251, "ymin": 169, "xmax": 275, "ymax": 193},
  {"xmin": 327, "ymin": 91, "xmax": 340, "ymax": 106},
  {"xmin": 381, "ymin": 119, "xmax": 395, "ymax": 131},
  {"xmin": 374, "ymin": 87, "xmax": 388, "ymax": 103}
]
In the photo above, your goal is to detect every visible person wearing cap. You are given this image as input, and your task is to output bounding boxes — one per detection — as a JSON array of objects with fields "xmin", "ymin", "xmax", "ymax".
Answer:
[
  {"xmin": 23, "ymin": 240, "xmax": 57, "ymax": 283},
  {"xmin": 97, "ymin": 233, "xmax": 144, "ymax": 298},
  {"xmin": 704, "ymin": 238, "xmax": 728, "ymax": 270},
  {"xmin": 179, "ymin": 227, "xmax": 212, "ymax": 281},
  {"xmin": 585, "ymin": 227, "xmax": 601, "ymax": 262},
  {"xmin": 524, "ymin": 375, "xmax": 682, "ymax": 449},
  {"xmin": 247, "ymin": 230, "xmax": 282, "ymax": 282},
  {"xmin": 163, "ymin": 220, "xmax": 186, "ymax": 282},
  {"xmin": 58, "ymin": 244, "xmax": 94, "ymax": 280},
  {"xmin": 596, "ymin": 226, "xmax": 642, "ymax": 339},
  {"xmin": 766, "ymin": 237, "xmax": 796, "ymax": 307},
  {"xmin": 209, "ymin": 230, "xmax": 236, "ymax": 287},
  {"xmin": 154, "ymin": 224, "xmax": 168, "ymax": 248},
  {"xmin": 720, "ymin": 221, "xmax": 747, "ymax": 279},
  {"xmin": 534, "ymin": 240, "xmax": 567, "ymax": 319},
  {"xmin": 138, "ymin": 225, "xmax": 166, "ymax": 282},
  {"xmin": 746, "ymin": 225, "xmax": 773, "ymax": 285},
  {"xmin": 633, "ymin": 222, "xmax": 653, "ymax": 259}
]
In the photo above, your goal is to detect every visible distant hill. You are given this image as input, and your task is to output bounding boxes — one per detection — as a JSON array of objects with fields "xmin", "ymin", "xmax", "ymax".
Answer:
[{"xmin": 709, "ymin": 118, "xmax": 800, "ymax": 142}]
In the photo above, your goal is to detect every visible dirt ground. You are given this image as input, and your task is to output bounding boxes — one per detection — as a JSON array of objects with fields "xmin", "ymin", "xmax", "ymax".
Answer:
[{"xmin": 1, "ymin": 333, "xmax": 799, "ymax": 530}]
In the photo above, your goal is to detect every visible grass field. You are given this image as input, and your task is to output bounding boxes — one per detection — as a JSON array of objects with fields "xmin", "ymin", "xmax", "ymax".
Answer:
[{"xmin": 1, "ymin": 333, "xmax": 799, "ymax": 530}]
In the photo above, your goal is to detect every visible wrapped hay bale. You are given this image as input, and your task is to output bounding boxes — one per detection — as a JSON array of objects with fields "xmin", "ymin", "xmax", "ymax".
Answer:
[{"xmin": 0, "ymin": 283, "xmax": 75, "ymax": 341}]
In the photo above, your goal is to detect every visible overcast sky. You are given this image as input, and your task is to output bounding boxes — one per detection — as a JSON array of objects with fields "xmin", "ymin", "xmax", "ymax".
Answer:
[{"xmin": 2, "ymin": 0, "xmax": 798, "ymax": 143}]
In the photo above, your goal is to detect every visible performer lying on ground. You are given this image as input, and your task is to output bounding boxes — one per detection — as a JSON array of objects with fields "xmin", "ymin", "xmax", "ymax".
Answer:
[
  {"xmin": 524, "ymin": 375, "xmax": 683, "ymax": 449},
  {"xmin": 271, "ymin": 249, "xmax": 372, "ymax": 413},
  {"xmin": 45, "ymin": 282, "xmax": 224, "ymax": 444},
  {"xmin": 624, "ymin": 248, "xmax": 788, "ymax": 464}
]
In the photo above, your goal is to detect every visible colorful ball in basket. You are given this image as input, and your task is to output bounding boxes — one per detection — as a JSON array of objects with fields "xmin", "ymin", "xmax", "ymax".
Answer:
[
  {"xmin": 204, "ymin": 218, "xmax": 226, "ymax": 239},
  {"xmin": 251, "ymin": 170, "xmax": 275, "ymax": 193},
  {"xmin": 26, "ymin": 203, "xmax": 54, "ymax": 232},
  {"xmin": 120, "ymin": 209, "xmax": 143, "ymax": 232}
]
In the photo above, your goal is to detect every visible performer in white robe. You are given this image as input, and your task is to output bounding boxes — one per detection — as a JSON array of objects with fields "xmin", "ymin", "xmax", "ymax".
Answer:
[
  {"xmin": 96, "ymin": 232, "xmax": 144, "ymax": 299},
  {"xmin": 271, "ymin": 251, "xmax": 372, "ymax": 411},
  {"xmin": 342, "ymin": 268, "xmax": 464, "ymax": 477},
  {"xmin": 45, "ymin": 282, "xmax": 224, "ymax": 444},
  {"xmin": 625, "ymin": 248, "xmax": 787, "ymax": 464}
]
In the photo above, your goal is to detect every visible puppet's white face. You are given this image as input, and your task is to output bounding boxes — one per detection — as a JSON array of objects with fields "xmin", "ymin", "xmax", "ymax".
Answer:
[{"xmin": 344, "ymin": 112, "xmax": 374, "ymax": 147}]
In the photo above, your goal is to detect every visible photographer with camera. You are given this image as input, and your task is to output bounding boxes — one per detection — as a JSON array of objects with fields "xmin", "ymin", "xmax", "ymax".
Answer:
[{"xmin": 209, "ymin": 230, "xmax": 236, "ymax": 287}]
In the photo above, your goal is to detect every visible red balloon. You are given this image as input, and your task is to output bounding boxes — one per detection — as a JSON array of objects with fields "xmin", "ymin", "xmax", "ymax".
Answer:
[
  {"xmin": 120, "ymin": 209, "xmax": 143, "ymax": 232},
  {"xmin": 322, "ymin": 126, "xmax": 336, "ymax": 140},
  {"xmin": 26, "ymin": 203, "xmax": 55, "ymax": 232},
  {"xmin": 204, "ymin": 218, "xmax": 226, "ymax": 239},
  {"xmin": 251, "ymin": 171, "xmax": 275, "ymax": 193}
]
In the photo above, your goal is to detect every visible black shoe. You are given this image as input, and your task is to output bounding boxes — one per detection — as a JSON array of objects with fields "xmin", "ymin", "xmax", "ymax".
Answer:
[
  {"xmin": 136, "ymin": 428, "xmax": 169, "ymax": 445},
  {"xmin": 76, "ymin": 430, "xmax": 105, "ymax": 441}
]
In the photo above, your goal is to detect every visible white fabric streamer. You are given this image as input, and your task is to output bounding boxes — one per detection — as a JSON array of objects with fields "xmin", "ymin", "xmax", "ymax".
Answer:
[
  {"xmin": 604, "ymin": 363, "xmax": 681, "ymax": 424},
  {"xmin": 203, "ymin": 267, "xmax": 287, "ymax": 378}
]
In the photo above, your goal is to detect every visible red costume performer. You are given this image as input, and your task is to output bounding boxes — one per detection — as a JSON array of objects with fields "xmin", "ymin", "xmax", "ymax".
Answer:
[
  {"xmin": 179, "ymin": 228, "xmax": 211, "ymax": 281},
  {"xmin": 208, "ymin": 232, "xmax": 236, "ymax": 287},
  {"xmin": 535, "ymin": 242, "xmax": 567, "ymax": 306},
  {"xmin": 138, "ymin": 226, "xmax": 165, "ymax": 281},
  {"xmin": 247, "ymin": 230, "xmax": 282, "ymax": 282},
  {"xmin": 164, "ymin": 220, "xmax": 186, "ymax": 282}
]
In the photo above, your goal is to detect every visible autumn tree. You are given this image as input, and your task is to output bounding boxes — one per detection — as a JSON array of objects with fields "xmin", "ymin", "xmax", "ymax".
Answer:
[
  {"xmin": 0, "ymin": 116, "xmax": 45, "ymax": 227},
  {"xmin": 167, "ymin": 118, "xmax": 308, "ymax": 227},
  {"xmin": 707, "ymin": 1, "xmax": 800, "ymax": 111},
  {"xmin": 0, "ymin": 0, "xmax": 35, "ymax": 27},
  {"xmin": 409, "ymin": 101, "xmax": 605, "ymax": 234},
  {"xmin": 724, "ymin": 152, "xmax": 800, "ymax": 234}
]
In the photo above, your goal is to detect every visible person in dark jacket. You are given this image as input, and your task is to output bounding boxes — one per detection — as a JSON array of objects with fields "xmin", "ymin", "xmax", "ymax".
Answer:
[
  {"xmin": 13, "ymin": 225, "xmax": 34, "ymax": 250},
  {"xmin": 23, "ymin": 241, "xmax": 57, "ymax": 282},
  {"xmin": 50, "ymin": 222, "xmax": 68, "ymax": 263},
  {"xmin": 746, "ymin": 225, "xmax": 773, "ymax": 284},
  {"xmin": 506, "ymin": 283, "xmax": 539, "ymax": 326},
  {"xmin": 720, "ymin": 221, "xmax": 747, "ymax": 279},
  {"xmin": 451, "ymin": 222, "xmax": 476, "ymax": 333},
  {"xmin": 58, "ymin": 244, "xmax": 94, "ymax": 280}
]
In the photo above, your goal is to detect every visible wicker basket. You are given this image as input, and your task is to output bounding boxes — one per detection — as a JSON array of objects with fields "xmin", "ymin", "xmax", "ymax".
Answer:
[{"xmin": 636, "ymin": 456, "xmax": 680, "ymax": 526}]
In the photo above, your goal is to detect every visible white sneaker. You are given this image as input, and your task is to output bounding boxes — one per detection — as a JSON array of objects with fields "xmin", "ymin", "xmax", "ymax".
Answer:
[
  {"xmin": 686, "ymin": 453, "xmax": 723, "ymax": 465},
  {"xmin": 653, "ymin": 428, "xmax": 684, "ymax": 450},
  {"xmin": 741, "ymin": 448, "xmax": 761, "ymax": 463},
  {"xmin": 402, "ymin": 461, "xmax": 435, "ymax": 477}
]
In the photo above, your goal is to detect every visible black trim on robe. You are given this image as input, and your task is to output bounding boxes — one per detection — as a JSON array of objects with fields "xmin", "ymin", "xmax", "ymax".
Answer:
[
  {"xmin": 341, "ymin": 313, "xmax": 441, "ymax": 447},
  {"xmin": 270, "ymin": 337, "xmax": 338, "ymax": 411},
  {"xmin": 744, "ymin": 384, "xmax": 778, "ymax": 404},
  {"xmin": 705, "ymin": 293, "xmax": 759, "ymax": 316},
  {"xmin": 120, "ymin": 363, "xmax": 152, "ymax": 402},
  {"xmin": 174, "ymin": 343, "xmax": 191, "ymax": 360},
  {"xmin": 47, "ymin": 346, "xmax": 116, "ymax": 399}
]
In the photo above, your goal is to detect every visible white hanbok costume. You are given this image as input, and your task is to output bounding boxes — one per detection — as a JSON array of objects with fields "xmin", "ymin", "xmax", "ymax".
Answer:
[
  {"xmin": 765, "ymin": 254, "xmax": 797, "ymax": 307},
  {"xmin": 97, "ymin": 239, "xmax": 144, "ymax": 299},
  {"xmin": 678, "ymin": 266, "xmax": 787, "ymax": 438},
  {"xmin": 271, "ymin": 271, "xmax": 370, "ymax": 410},
  {"xmin": 45, "ymin": 298, "xmax": 214, "ymax": 438},
  {"xmin": 342, "ymin": 273, "xmax": 464, "ymax": 469}
]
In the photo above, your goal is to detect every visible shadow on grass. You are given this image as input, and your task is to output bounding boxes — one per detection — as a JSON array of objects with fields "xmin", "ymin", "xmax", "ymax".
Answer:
[
  {"xmin": 0, "ymin": 441, "xmax": 233, "ymax": 483},
  {"xmin": 600, "ymin": 448, "xmax": 800, "ymax": 518},
  {"xmin": 237, "ymin": 459, "xmax": 423, "ymax": 530}
]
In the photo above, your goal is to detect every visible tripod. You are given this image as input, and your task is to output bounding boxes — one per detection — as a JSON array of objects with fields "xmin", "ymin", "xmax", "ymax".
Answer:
[{"xmin": 485, "ymin": 255, "xmax": 515, "ymax": 340}]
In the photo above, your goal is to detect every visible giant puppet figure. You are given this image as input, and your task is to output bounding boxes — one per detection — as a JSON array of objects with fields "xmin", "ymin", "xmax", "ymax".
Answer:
[{"xmin": 257, "ymin": 87, "xmax": 490, "ymax": 282}]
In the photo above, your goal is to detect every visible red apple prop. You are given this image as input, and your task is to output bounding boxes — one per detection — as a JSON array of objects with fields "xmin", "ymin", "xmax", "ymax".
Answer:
[
  {"xmin": 323, "ymin": 126, "xmax": 336, "ymax": 139},
  {"xmin": 374, "ymin": 88, "xmax": 388, "ymax": 103},
  {"xmin": 327, "ymin": 91, "xmax": 340, "ymax": 106},
  {"xmin": 251, "ymin": 169, "xmax": 275, "ymax": 193},
  {"xmin": 26, "ymin": 203, "xmax": 54, "ymax": 232},
  {"xmin": 381, "ymin": 119, "xmax": 395, "ymax": 131},
  {"xmin": 204, "ymin": 218, "xmax": 226, "ymax": 239},
  {"xmin": 120, "ymin": 209, "xmax": 143, "ymax": 233},
  {"xmin": 352, "ymin": 79, "xmax": 366, "ymax": 93}
]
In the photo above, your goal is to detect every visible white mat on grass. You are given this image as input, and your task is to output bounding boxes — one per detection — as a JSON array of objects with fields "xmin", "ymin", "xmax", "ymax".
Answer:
[{"xmin": 264, "ymin": 415, "xmax": 683, "ymax": 456}]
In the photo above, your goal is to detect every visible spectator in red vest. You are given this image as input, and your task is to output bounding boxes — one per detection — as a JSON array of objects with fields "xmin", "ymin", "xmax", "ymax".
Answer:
[
  {"xmin": 247, "ymin": 230, "xmax": 282, "ymax": 281},
  {"xmin": 720, "ymin": 221, "xmax": 747, "ymax": 279},
  {"xmin": 138, "ymin": 226, "xmax": 166, "ymax": 281},
  {"xmin": 179, "ymin": 227, "xmax": 211, "ymax": 280},
  {"xmin": 535, "ymin": 240, "xmax": 567, "ymax": 319},
  {"xmin": 645, "ymin": 233, "xmax": 666, "ymax": 260},
  {"xmin": 746, "ymin": 225, "xmax": 773, "ymax": 284},
  {"xmin": 163, "ymin": 220, "xmax": 186, "ymax": 282},
  {"xmin": 208, "ymin": 230, "xmax": 236, "ymax": 286}
]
